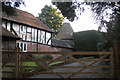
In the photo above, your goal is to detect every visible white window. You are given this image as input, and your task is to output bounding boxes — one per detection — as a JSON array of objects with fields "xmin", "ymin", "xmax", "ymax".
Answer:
[
  {"xmin": 35, "ymin": 29, "xmax": 37, "ymax": 42},
  {"xmin": 27, "ymin": 27, "xmax": 32, "ymax": 41},
  {"xmin": 20, "ymin": 25, "xmax": 23, "ymax": 38},
  {"xmin": 32, "ymin": 28, "xmax": 35, "ymax": 42},
  {"xmin": 38, "ymin": 30, "xmax": 41, "ymax": 43},
  {"xmin": 23, "ymin": 26, "xmax": 26, "ymax": 40},
  {"xmin": 23, "ymin": 43, "xmax": 27, "ymax": 52},
  {"xmin": 41, "ymin": 30, "xmax": 45, "ymax": 44},
  {"xmin": 16, "ymin": 42, "xmax": 27, "ymax": 52},
  {"xmin": 46, "ymin": 32, "xmax": 51, "ymax": 45},
  {"xmin": 19, "ymin": 25, "xmax": 27, "ymax": 40},
  {"xmin": 7, "ymin": 22, "xmax": 11, "ymax": 31}
]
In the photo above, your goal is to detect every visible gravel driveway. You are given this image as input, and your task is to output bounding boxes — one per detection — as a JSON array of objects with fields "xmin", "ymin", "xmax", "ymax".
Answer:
[{"xmin": 30, "ymin": 61, "xmax": 104, "ymax": 78}]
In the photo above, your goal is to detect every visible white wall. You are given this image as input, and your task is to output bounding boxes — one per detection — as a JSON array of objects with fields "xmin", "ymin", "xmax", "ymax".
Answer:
[
  {"xmin": 7, "ymin": 22, "xmax": 10, "ymax": 31},
  {"xmin": 2, "ymin": 20, "xmax": 6, "ymax": 28},
  {"xmin": 12, "ymin": 23, "xmax": 19, "ymax": 36},
  {"xmin": 2, "ymin": 20, "xmax": 52, "ymax": 45}
]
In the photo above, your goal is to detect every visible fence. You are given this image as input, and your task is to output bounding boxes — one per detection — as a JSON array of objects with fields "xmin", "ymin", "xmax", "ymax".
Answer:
[{"xmin": 2, "ymin": 48, "xmax": 114, "ymax": 79}]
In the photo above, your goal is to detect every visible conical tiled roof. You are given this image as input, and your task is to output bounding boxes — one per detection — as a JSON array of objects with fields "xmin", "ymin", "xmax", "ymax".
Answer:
[{"xmin": 55, "ymin": 23, "xmax": 74, "ymax": 39}]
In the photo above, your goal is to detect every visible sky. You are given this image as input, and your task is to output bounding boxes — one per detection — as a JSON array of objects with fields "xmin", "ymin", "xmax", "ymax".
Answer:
[{"xmin": 20, "ymin": 0, "xmax": 99, "ymax": 32}]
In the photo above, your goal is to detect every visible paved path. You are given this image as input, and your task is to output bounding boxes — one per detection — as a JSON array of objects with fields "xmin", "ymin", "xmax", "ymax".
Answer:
[{"xmin": 30, "ymin": 61, "xmax": 103, "ymax": 78}]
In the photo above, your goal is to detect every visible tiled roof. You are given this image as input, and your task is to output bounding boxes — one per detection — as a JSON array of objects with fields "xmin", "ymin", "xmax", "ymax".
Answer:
[
  {"xmin": 52, "ymin": 39, "xmax": 73, "ymax": 49},
  {"xmin": 55, "ymin": 23, "xmax": 74, "ymax": 39},
  {"xmin": 2, "ymin": 9, "xmax": 53, "ymax": 32},
  {"xmin": 0, "ymin": 25, "xmax": 21, "ymax": 39}
]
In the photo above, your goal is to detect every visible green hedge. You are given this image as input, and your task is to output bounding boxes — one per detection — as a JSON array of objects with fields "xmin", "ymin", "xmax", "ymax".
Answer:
[{"xmin": 73, "ymin": 30, "xmax": 105, "ymax": 51}]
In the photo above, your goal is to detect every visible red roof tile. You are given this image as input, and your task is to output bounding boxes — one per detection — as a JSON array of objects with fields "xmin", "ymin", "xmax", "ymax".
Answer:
[
  {"xmin": 2, "ymin": 9, "xmax": 53, "ymax": 32},
  {"xmin": 0, "ymin": 25, "xmax": 21, "ymax": 39}
]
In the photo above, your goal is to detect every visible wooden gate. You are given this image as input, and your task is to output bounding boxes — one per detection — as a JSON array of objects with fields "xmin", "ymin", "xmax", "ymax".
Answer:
[{"xmin": 2, "ymin": 48, "xmax": 114, "ymax": 79}]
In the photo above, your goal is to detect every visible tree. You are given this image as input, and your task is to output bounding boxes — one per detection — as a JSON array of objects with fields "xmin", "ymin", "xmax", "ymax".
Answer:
[
  {"xmin": 88, "ymin": 2, "xmax": 120, "ymax": 47},
  {"xmin": 52, "ymin": 2, "xmax": 84, "ymax": 21},
  {"xmin": 37, "ymin": 5, "xmax": 64, "ymax": 34},
  {"xmin": 52, "ymin": 1, "xmax": 120, "ymax": 47},
  {"xmin": 52, "ymin": 2, "xmax": 78, "ymax": 21},
  {"xmin": 2, "ymin": 1, "xmax": 25, "ymax": 16}
]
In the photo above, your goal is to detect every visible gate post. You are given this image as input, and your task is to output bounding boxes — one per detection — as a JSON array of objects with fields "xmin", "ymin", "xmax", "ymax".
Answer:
[
  {"xmin": 114, "ymin": 42, "xmax": 120, "ymax": 80},
  {"xmin": 15, "ymin": 48, "xmax": 20, "ymax": 78},
  {"xmin": 110, "ymin": 48, "xmax": 114, "ymax": 78}
]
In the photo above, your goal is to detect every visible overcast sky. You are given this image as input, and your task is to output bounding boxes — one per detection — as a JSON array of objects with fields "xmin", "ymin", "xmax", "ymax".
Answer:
[{"xmin": 20, "ymin": 0, "xmax": 99, "ymax": 32}]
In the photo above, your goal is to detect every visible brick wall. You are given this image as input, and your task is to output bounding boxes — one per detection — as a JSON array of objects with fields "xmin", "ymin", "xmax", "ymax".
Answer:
[
  {"xmin": 17, "ymin": 41, "xmax": 72, "ymax": 52},
  {"xmin": 26, "ymin": 42, "xmax": 72, "ymax": 52}
]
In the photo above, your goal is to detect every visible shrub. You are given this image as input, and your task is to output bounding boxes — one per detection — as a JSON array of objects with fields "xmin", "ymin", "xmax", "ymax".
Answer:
[
  {"xmin": 73, "ymin": 30, "xmax": 105, "ymax": 51},
  {"xmin": 73, "ymin": 30, "xmax": 105, "ymax": 58}
]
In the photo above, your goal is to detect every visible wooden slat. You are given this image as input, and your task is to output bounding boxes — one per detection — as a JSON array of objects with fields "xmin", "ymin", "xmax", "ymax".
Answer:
[
  {"xmin": 2, "ymin": 52, "xmax": 16, "ymax": 54},
  {"xmin": 3, "ymin": 65, "xmax": 15, "ymax": 67},
  {"xmin": 2, "ymin": 50, "xmax": 15, "ymax": 52},
  {"xmin": 3, "ymin": 59, "xmax": 15, "ymax": 61},
  {"xmin": 50, "ymin": 65, "xmax": 110, "ymax": 68},
  {"xmin": 20, "ymin": 59, "xmax": 110, "ymax": 62},
  {"xmin": 20, "ymin": 71, "xmax": 110, "ymax": 74},
  {"xmin": 20, "ymin": 66, "xmax": 37, "ymax": 68},
  {"xmin": 2, "ymin": 71, "xmax": 14, "ymax": 73},
  {"xmin": 19, "ymin": 51, "xmax": 111, "ymax": 55},
  {"xmin": 78, "ymin": 59, "xmax": 110, "ymax": 61},
  {"xmin": 20, "ymin": 59, "xmax": 74, "ymax": 62},
  {"xmin": 22, "ymin": 54, "xmax": 64, "ymax": 78}
]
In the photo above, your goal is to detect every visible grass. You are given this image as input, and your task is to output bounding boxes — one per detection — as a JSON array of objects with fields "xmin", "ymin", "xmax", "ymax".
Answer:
[
  {"xmin": 49, "ymin": 61, "xmax": 64, "ymax": 66},
  {"xmin": 21, "ymin": 62, "xmax": 37, "ymax": 66}
]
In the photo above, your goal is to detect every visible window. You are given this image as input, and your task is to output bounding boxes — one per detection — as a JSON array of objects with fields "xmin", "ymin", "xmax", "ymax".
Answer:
[
  {"xmin": 38, "ymin": 30, "xmax": 41, "ymax": 43},
  {"xmin": 19, "ymin": 25, "xmax": 27, "ymax": 40},
  {"xmin": 7, "ymin": 22, "xmax": 10, "ymax": 31},
  {"xmin": 41, "ymin": 30, "xmax": 45, "ymax": 44},
  {"xmin": 12, "ymin": 23, "xmax": 20, "ymax": 36},
  {"xmin": 27, "ymin": 27, "xmax": 32, "ymax": 41},
  {"xmin": 46, "ymin": 32, "xmax": 51, "ymax": 45},
  {"xmin": 20, "ymin": 25, "xmax": 23, "ymax": 38},
  {"xmin": 37, "ymin": 30, "xmax": 52, "ymax": 45},
  {"xmin": 23, "ymin": 26, "xmax": 26, "ymax": 40},
  {"xmin": 32, "ymin": 28, "xmax": 35, "ymax": 42},
  {"xmin": 16, "ymin": 43, "xmax": 19, "ymax": 48},
  {"xmin": 24, "ymin": 43, "xmax": 27, "ymax": 51},
  {"xmin": 16, "ymin": 42, "xmax": 27, "ymax": 52},
  {"xmin": 35, "ymin": 29, "xmax": 37, "ymax": 42}
]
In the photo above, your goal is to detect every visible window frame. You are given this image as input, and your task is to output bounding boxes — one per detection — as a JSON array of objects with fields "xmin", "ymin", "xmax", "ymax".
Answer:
[
  {"xmin": 16, "ymin": 42, "xmax": 27, "ymax": 52},
  {"xmin": 26, "ymin": 27, "xmax": 32, "ymax": 41}
]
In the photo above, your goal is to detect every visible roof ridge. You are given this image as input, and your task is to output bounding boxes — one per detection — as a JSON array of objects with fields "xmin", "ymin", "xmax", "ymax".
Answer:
[{"xmin": 16, "ymin": 8, "xmax": 35, "ymax": 17}]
